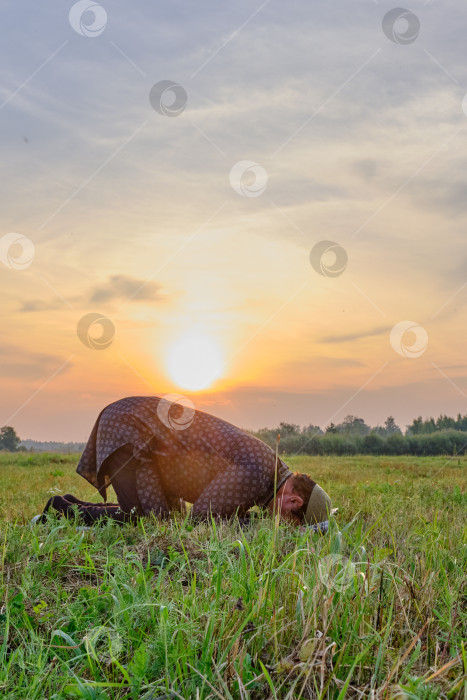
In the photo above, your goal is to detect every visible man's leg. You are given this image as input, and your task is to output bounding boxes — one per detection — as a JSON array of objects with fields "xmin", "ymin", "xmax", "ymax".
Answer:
[
  {"xmin": 103, "ymin": 445, "xmax": 143, "ymax": 514},
  {"xmin": 134, "ymin": 464, "xmax": 171, "ymax": 517},
  {"xmin": 63, "ymin": 494, "xmax": 118, "ymax": 506},
  {"xmin": 40, "ymin": 446, "xmax": 143, "ymax": 525},
  {"xmin": 40, "ymin": 446, "xmax": 171, "ymax": 523},
  {"xmin": 105, "ymin": 446, "xmax": 171, "ymax": 517},
  {"xmin": 41, "ymin": 496, "xmax": 75, "ymax": 521},
  {"xmin": 40, "ymin": 494, "xmax": 137, "ymax": 525}
]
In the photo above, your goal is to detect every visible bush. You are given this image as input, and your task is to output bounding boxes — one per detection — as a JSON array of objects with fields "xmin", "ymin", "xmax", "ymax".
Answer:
[
  {"xmin": 255, "ymin": 428, "xmax": 467, "ymax": 456},
  {"xmin": 386, "ymin": 432, "xmax": 406, "ymax": 455},
  {"xmin": 362, "ymin": 432, "xmax": 385, "ymax": 455},
  {"xmin": 319, "ymin": 434, "xmax": 357, "ymax": 455}
]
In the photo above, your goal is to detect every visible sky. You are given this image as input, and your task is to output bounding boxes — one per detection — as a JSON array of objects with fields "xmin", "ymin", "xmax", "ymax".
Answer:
[{"xmin": 1, "ymin": 0, "xmax": 467, "ymax": 441}]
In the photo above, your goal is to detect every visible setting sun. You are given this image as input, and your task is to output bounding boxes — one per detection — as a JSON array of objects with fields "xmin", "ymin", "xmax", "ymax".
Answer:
[{"xmin": 166, "ymin": 332, "xmax": 224, "ymax": 391}]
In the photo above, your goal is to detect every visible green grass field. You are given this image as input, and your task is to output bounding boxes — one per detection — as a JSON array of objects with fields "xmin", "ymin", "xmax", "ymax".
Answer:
[{"xmin": 0, "ymin": 453, "xmax": 465, "ymax": 699}]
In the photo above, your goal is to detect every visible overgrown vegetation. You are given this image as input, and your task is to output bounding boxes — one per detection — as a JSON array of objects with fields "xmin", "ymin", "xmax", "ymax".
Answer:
[
  {"xmin": 253, "ymin": 416, "xmax": 467, "ymax": 456},
  {"xmin": 0, "ymin": 452, "xmax": 465, "ymax": 698},
  {"xmin": 255, "ymin": 428, "xmax": 467, "ymax": 457}
]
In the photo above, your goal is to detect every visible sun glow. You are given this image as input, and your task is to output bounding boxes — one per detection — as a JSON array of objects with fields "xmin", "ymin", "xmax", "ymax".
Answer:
[{"xmin": 167, "ymin": 332, "xmax": 224, "ymax": 391}]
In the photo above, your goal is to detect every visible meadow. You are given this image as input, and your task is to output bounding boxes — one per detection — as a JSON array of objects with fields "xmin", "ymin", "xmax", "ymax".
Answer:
[{"xmin": 0, "ymin": 452, "xmax": 465, "ymax": 699}]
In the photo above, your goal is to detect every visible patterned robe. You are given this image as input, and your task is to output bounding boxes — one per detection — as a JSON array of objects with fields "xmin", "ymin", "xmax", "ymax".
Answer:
[{"xmin": 76, "ymin": 396, "xmax": 292, "ymax": 517}]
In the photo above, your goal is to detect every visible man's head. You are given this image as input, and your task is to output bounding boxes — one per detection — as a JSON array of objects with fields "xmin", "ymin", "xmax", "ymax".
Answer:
[{"xmin": 268, "ymin": 472, "xmax": 331, "ymax": 525}]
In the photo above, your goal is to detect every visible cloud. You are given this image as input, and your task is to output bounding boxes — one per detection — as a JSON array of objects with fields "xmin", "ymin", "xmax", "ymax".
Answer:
[
  {"xmin": 195, "ymin": 374, "xmax": 467, "ymax": 433},
  {"xmin": 267, "ymin": 176, "xmax": 349, "ymax": 207},
  {"xmin": 409, "ymin": 178, "xmax": 467, "ymax": 219},
  {"xmin": 319, "ymin": 326, "xmax": 390, "ymax": 344},
  {"xmin": 0, "ymin": 343, "xmax": 73, "ymax": 380},
  {"xmin": 316, "ymin": 357, "xmax": 365, "ymax": 367},
  {"xmin": 0, "ymin": 362, "xmax": 71, "ymax": 380},
  {"xmin": 89, "ymin": 275, "xmax": 165, "ymax": 304},
  {"xmin": 281, "ymin": 357, "xmax": 365, "ymax": 371},
  {"xmin": 20, "ymin": 299, "xmax": 65, "ymax": 313},
  {"xmin": 433, "ymin": 363, "xmax": 467, "ymax": 371},
  {"xmin": 351, "ymin": 158, "xmax": 383, "ymax": 181},
  {"xmin": 0, "ymin": 343, "xmax": 22, "ymax": 356},
  {"xmin": 19, "ymin": 275, "xmax": 164, "ymax": 312}
]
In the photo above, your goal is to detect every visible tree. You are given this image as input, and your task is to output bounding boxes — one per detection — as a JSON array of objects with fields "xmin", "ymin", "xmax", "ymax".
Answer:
[
  {"xmin": 407, "ymin": 416, "xmax": 423, "ymax": 435},
  {"xmin": 277, "ymin": 422, "xmax": 300, "ymax": 437},
  {"xmin": 384, "ymin": 416, "xmax": 401, "ymax": 435},
  {"xmin": 302, "ymin": 424, "xmax": 323, "ymax": 436},
  {"xmin": 325, "ymin": 422, "xmax": 338, "ymax": 434},
  {"xmin": 424, "ymin": 418, "xmax": 437, "ymax": 434},
  {"xmin": 407, "ymin": 416, "xmax": 435, "ymax": 434},
  {"xmin": 0, "ymin": 426, "xmax": 21, "ymax": 452},
  {"xmin": 337, "ymin": 415, "xmax": 370, "ymax": 436}
]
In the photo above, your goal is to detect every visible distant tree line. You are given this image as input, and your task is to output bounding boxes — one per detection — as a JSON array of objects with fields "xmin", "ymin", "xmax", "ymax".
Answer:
[
  {"xmin": 3, "ymin": 411, "xmax": 467, "ymax": 456},
  {"xmin": 252, "ymin": 414, "xmax": 467, "ymax": 456},
  {"xmin": 19, "ymin": 439, "xmax": 86, "ymax": 454},
  {"xmin": 406, "ymin": 413, "xmax": 467, "ymax": 434},
  {"xmin": 0, "ymin": 426, "xmax": 85, "ymax": 454}
]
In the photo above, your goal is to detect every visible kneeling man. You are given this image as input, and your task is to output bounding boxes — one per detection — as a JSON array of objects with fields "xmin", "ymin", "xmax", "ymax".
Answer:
[{"xmin": 40, "ymin": 396, "xmax": 331, "ymax": 527}]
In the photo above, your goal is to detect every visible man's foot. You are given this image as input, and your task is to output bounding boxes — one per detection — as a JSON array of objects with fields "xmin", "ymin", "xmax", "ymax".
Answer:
[
  {"xmin": 311, "ymin": 520, "xmax": 329, "ymax": 534},
  {"xmin": 63, "ymin": 494, "xmax": 97, "ymax": 506},
  {"xmin": 39, "ymin": 495, "xmax": 75, "ymax": 523},
  {"xmin": 62, "ymin": 493, "xmax": 82, "ymax": 504}
]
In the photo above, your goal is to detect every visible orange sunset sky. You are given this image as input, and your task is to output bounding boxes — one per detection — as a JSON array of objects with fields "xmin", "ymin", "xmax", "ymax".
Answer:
[{"xmin": 1, "ymin": 0, "xmax": 467, "ymax": 441}]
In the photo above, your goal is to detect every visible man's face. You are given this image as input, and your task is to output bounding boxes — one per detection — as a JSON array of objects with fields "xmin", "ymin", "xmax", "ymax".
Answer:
[{"xmin": 268, "ymin": 478, "xmax": 304, "ymax": 524}]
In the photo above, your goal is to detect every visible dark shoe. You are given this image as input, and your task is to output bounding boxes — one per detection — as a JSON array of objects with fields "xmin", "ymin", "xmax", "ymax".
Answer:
[{"xmin": 39, "ymin": 495, "xmax": 73, "ymax": 523}]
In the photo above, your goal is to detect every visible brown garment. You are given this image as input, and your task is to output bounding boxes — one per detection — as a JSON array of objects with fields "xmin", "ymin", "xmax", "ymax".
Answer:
[{"xmin": 76, "ymin": 396, "xmax": 292, "ymax": 517}]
